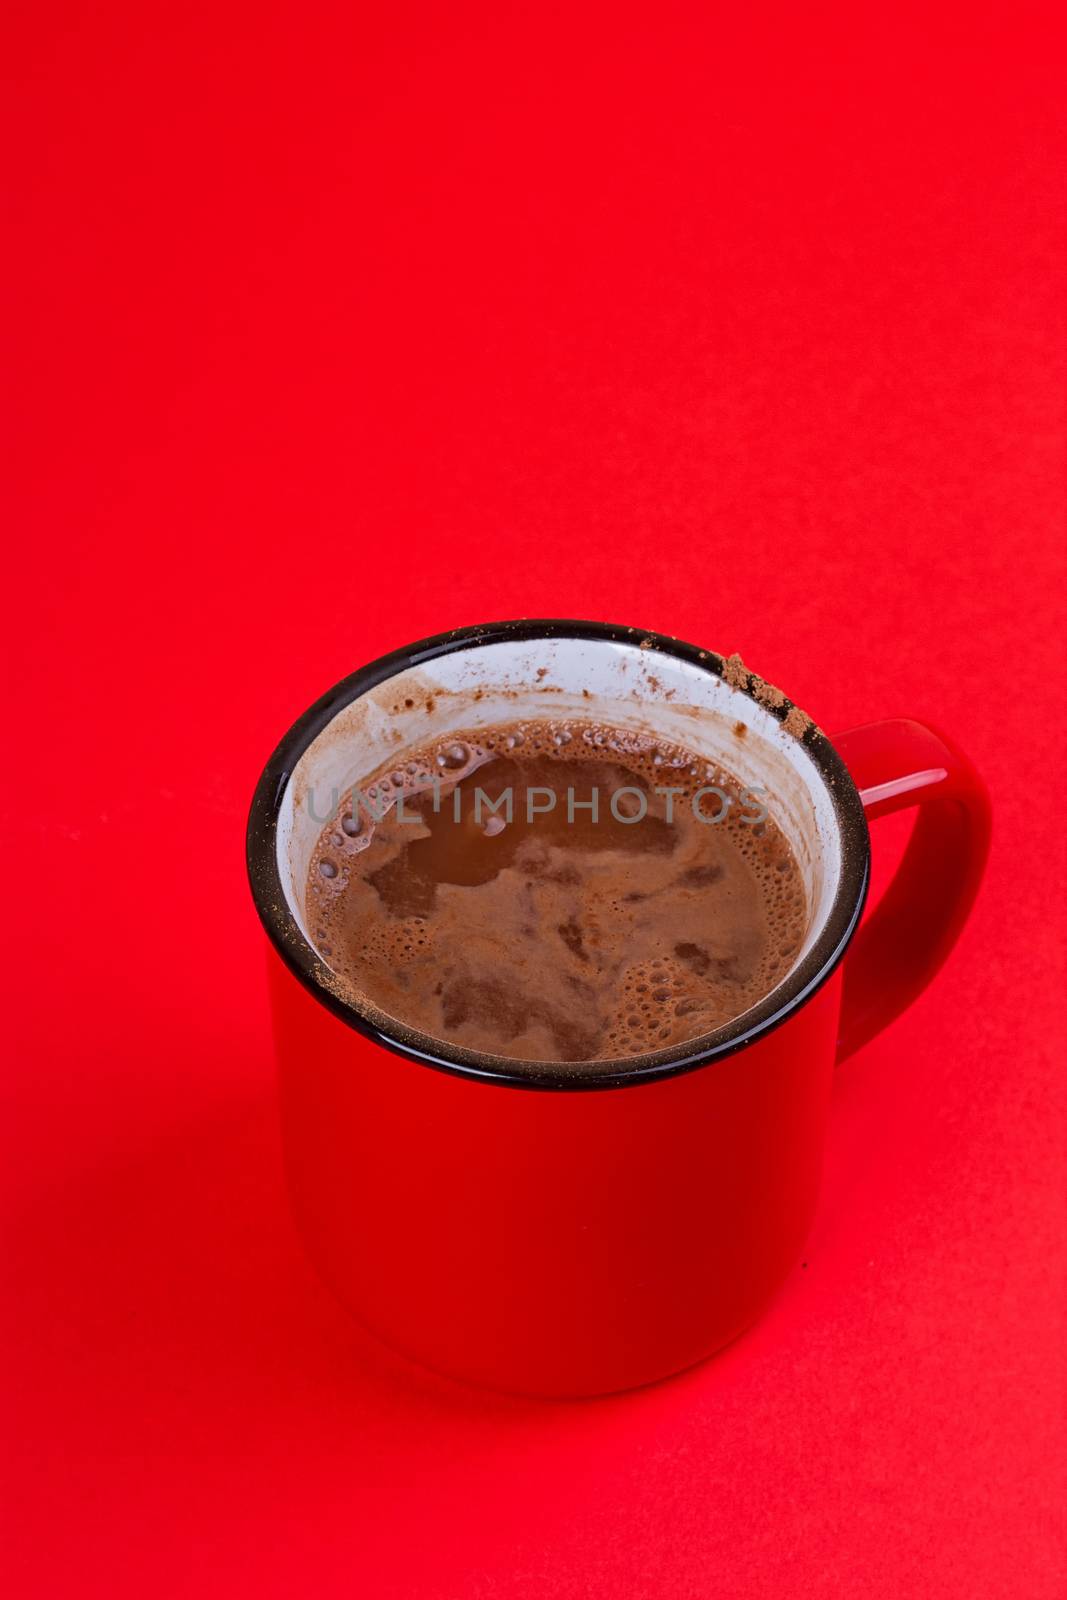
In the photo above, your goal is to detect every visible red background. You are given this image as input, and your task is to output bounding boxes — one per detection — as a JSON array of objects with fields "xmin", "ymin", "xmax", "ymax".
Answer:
[{"xmin": 5, "ymin": 5, "xmax": 1065, "ymax": 1595}]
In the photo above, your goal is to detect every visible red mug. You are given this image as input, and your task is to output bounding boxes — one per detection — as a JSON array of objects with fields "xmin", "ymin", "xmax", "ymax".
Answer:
[{"xmin": 247, "ymin": 621, "xmax": 990, "ymax": 1396}]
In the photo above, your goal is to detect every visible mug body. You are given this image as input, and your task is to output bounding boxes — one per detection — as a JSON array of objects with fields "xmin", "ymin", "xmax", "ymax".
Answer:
[{"xmin": 248, "ymin": 622, "xmax": 869, "ymax": 1396}]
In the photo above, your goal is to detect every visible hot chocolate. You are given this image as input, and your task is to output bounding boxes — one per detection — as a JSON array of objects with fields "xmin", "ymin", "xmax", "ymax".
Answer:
[{"xmin": 305, "ymin": 718, "xmax": 807, "ymax": 1062}]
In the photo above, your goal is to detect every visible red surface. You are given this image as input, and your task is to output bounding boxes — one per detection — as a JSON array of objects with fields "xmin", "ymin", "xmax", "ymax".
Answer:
[{"xmin": 4, "ymin": 5, "xmax": 1064, "ymax": 1595}]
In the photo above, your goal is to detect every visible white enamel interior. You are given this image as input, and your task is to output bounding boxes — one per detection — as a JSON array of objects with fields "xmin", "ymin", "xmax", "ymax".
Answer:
[{"xmin": 275, "ymin": 637, "xmax": 842, "ymax": 1011}]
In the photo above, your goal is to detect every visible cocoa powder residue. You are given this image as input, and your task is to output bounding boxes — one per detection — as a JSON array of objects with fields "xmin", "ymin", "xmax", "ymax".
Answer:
[
  {"xmin": 722, "ymin": 652, "xmax": 749, "ymax": 690},
  {"xmin": 783, "ymin": 706, "xmax": 811, "ymax": 738},
  {"xmin": 721, "ymin": 653, "xmax": 815, "ymax": 740}
]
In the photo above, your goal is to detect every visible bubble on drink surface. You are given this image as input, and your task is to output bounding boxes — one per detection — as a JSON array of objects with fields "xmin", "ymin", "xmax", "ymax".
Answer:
[
  {"xmin": 482, "ymin": 815, "xmax": 506, "ymax": 837},
  {"xmin": 437, "ymin": 742, "xmax": 470, "ymax": 770},
  {"xmin": 505, "ymin": 730, "xmax": 524, "ymax": 749},
  {"xmin": 319, "ymin": 858, "xmax": 338, "ymax": 879},
  {"xmin": 365, "ymin": 783, "xmax": 394, "ymax": 818},
  {"xmin": 341, "ymin": 813, "xmax": 363, "ymax": 838}
]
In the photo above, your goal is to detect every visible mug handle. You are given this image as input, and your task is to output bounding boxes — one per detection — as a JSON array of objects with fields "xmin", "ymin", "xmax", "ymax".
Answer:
[{"xmin": 831, "ymin": 719, "xmax": 991, "ymax": 1063}]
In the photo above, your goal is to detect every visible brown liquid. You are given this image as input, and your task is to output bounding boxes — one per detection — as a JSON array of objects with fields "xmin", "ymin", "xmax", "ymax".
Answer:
[{"xmin": 305, "ymin": 719, "xmax": 807, "ymax": 1063}]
